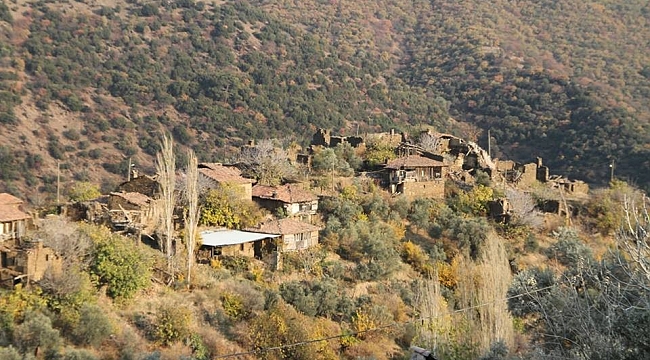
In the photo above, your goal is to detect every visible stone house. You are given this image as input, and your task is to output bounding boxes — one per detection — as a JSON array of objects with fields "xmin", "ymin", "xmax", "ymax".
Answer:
[
  {"xmin": 198, "ymin": 163, "xmax": 255, "ymax": 200},
  {"xmin": 385, "ymin": 155, "xmax": 447, "ymax": 199},
  {"xmin": 198, "ymin": 229, "xmax": 279, "ymax": 260},
  {"xmin": 252, "ymin": 184, "xmax": 318, "ymax": 222},
  {"xmin": 245, "ymin": 218, "xmax": 321, "ymax": 252},
  {"xmin": 0, "ymin": 240, "xmax": 62, "ymax": 287},
  {"xmin": 0, "ymin": 193, "xmax": 30, "ymax": 242},
  {"xmin": 108, "ymin": 192, "xmax": 156, "ymax": 231}
]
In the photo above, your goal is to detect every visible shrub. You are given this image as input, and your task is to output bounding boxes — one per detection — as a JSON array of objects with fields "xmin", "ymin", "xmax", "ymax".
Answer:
[
  {"xmin": 72, "ymin": 304, "xmax": 113, "ymax": 347},
  {"xmin": 62, "ymin": 348, "xmax": 99, "ymax": 360},
  {"xmin": 13, "ymin": 311, "xmax": 61, "ymax": 356},
  {"xmin": 0, "ymin": 346, "xmax": 21, "ymax": 360},
  {"xmin": 153, "ymin": 305, "xmax": 192, "ymax": 346},
  {"xmin": 220, "ymin": 292, "xmax": 246, "ymax": 321}
]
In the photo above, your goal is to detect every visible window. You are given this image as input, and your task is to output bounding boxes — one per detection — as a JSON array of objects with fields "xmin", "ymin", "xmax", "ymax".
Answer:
[{"xmin": 240, "ymin": 243, "xmax": 245, "ymax": 251}]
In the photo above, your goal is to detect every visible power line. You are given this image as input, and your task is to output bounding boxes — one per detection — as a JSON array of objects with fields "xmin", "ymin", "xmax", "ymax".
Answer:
[{"xmin": 213, "ymin": 284, "xmax": 557, "ymax": 359}]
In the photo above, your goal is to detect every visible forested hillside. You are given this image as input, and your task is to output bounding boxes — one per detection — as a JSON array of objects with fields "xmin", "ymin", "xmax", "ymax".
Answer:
[{"xmin": 0, "ymin": 0, "xmax": 649, "ymax": 200}]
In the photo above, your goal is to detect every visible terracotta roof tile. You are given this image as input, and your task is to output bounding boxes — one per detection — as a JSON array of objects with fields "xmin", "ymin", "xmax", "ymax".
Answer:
[
  {"xmin": 245, "ymin": 218, "xmax": 321, "ymax": 235},
  {"xmin": 199, "ymin": 166, "xmax": 254, "ymax": 184},
  {"xmin": 385, "ymin": 155, "xmax": 446, "ymax": 170},
  {"xmin": 252, "ymin": 184, "xmax": 317, "ymax": 203},
  {"xmin": 0, "ymin": 193, "xmax": 24, "ymax": 206},
  {"xmin": 0, "ymin": 205, "xmax": 30, "ymax": 222},
  {"xmin": 109, "ymin": 192, "xmax": 152, "ymax": 207}
]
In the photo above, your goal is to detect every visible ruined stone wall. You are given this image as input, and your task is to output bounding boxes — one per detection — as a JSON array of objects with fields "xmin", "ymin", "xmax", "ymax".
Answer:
[
  {"xmin": 221, "ymin": 242, "xmax": 256, "ymax": 257},
  {"xmin": 519, "ymin": 163, "xmax": 538, "ymax": 186},
  {"xmin": 117, "ymin": 177, "xmax": 159, "ymax": 197},
  {"xmin": 401, "ymin": 181, "xmax": 445, "ymax": 200}
]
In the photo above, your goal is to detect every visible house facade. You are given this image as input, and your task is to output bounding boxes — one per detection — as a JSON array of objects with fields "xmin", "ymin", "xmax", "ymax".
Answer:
[
  {"xmin": 245, "ymin": 218, "xmax": 321, "ymax": 252},
  {"xmin": 385, "ymin": 155, "xmax": 447, "ymax": 199},
  {"xmin": 252, "ymin": 184, "xmax": 318, "ymax": 222},
  {"xmin": 0, "ymin": 241, "xmax": 62, "ymax": 287},
  {"xmin": 0, "ymin": 193, "xmax": 30, "ymax": 242}
]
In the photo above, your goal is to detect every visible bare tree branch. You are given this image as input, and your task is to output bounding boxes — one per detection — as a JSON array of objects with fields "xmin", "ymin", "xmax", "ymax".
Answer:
[{"xmin": 237, "ymin": 139, "xmax": 295, "ymax": 185}]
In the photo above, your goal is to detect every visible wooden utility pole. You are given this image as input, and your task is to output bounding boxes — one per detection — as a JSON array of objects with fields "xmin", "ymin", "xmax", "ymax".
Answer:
[
  {"xmin": 127, "ymin": 157, "xmax": 132, "ymax": 182},
  {"xmin": 609, "ymin": 160, "xmax": 615, "ymax": 183},
  {"xmin": 56, "ymin": 161, "xmax": 60, "ymax": 205},
  {"xmin": 487, "ymin": 129, "xmax": 491, "ymax": 158}
]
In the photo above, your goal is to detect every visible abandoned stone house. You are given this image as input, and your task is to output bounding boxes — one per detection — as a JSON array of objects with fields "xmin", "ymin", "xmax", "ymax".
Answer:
[
  {"xmin": 0, "ymin": 240, "xmax": 62, "ymax": 287},
  {"xmin": 0, "ymin": 193, "xmax": 29, "ymax": 242},
  {"xmin": 198, "ymin": 163, "xmax": 255, "ymax": 200},
  {"xmin": 245, "ymin": 218, "xmax": 321, "ymax": 253},
  {"xmin": 252, "ymin": 184, "xmax": 318, "ymax": 222},
  {"xmin": 385, "ymin": 155, "xmax": 448, "ymax": 199},
  {"xmin": 0, "ymin": 193, "xmax": 62, "ymax": 287},
  {"xmin": 108, "ymin": 191, "xmax": 156, "ymax": 231}
]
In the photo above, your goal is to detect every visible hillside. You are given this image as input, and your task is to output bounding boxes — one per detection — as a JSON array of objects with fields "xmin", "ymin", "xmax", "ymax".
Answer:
[{"xmin": 0, "ymin": 0, "xmax": 649, "ymax": 202}]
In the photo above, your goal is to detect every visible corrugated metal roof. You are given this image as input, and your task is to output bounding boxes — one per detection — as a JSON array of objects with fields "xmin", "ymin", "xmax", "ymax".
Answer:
[{"xmin": 199, "ymin": 229, "xmax": 279, "ymax": 247}]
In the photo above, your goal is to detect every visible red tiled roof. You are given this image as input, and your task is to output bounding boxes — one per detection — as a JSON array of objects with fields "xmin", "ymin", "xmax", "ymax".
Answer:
[
  {"xmin": 385, "ymin": 155, "xmax": 446, "ymax": 170},
  {"xmin": 109, "ymin": 192, "xmax": 152, "ymax": 207},
  {"xmin": 0, "ymin": 205, "xmax": 29, "ymax": 222},
  {"xmin": 245, "ymin": 218, "xmax": 321, "ymax": 235},
  {"xmin": 0, "ymin": 193, "xmax": 24, "ymax": 206},
  {"xmin": 199, "ymin": 166, "xmax": 254, "ymax": 185},
  {"xmin": 252, "ymin": 184, "xmax": 317, "ymax": 203}
]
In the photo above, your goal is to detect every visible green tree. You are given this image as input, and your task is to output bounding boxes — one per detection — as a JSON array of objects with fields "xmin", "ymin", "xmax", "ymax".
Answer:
[
  {"xmin": 68, "ymin": 182, "xmax": 102, "ymax": 202},
  {"xmin": 83, "ymin": 225, "xmax": 152, "ymax": 300},
  {"xmin": 200, "ymin": 184, "xmax": 264, "ymax": 229}
]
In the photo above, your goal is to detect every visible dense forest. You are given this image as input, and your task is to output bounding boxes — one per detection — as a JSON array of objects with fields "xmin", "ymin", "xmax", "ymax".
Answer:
[{"xmin": 0, "ymin": 0, "xmax": 649, "ymax": 201}]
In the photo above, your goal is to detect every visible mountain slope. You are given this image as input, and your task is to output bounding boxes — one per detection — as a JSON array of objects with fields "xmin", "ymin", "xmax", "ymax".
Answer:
[{"xmin": 0, "ymin": 0, "xmax": 649, "ymax": 200}]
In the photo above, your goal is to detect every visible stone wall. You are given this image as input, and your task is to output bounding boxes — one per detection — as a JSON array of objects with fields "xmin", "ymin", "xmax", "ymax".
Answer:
[{"xmin": 399, "ymin": 180, "xmax": 445, "ymax": 200}]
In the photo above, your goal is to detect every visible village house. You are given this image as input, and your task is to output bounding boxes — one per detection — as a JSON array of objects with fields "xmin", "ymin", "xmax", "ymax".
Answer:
[
  {"xmin": 252, "ymin": 184, "xmax": 318, "ymax": 222},
  {"xmin": 198, "ymin": 163, "xmax": 255, "ymax": 200},
  {"xmin": 197, "ymin": 228, "xmax": 280, "ymax": 264},
  {"xmin": 0, "ymin": 193, "xmax": 62, "ymax": 287},
  {"xmin": 0, "ymin": 240, "xmax": 62, "ymax": 287},
  {"xmin": 245, "ymin": 218, "xmax": 321, "ymax": 253},
  {"xmin": 0, "ymin": 193, "xmax": 30, "ymax": 242},
  {"xmin": 385, "ymin": 155, "xmax": 448, "ymax": 199}
]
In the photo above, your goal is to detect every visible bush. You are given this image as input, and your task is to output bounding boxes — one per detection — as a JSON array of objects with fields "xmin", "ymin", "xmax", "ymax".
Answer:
[
  {"xmin": 72, "ymin": 304, "xmax": 112, "ymax": 347},
  {"xmin": 62, "ymin": 348, "xmax": 99, "ymax": 360},
  {"xmin": 546, "ymin": 227, "xmax": 593, "ymax": 267},
  {"xmin": 0, "ymin": 346, "xmax": 21, "ymax": 360},
  {"xmin": 220, "ymin": 292, "xmax": 247, "ymax": 321},
  {"xmin": 153, "ymin": 305, "xmax": 192, "ymax": 346},
  {"xmin": 13, "ymin": 311, "xmax": 61, "ymax": 356}
]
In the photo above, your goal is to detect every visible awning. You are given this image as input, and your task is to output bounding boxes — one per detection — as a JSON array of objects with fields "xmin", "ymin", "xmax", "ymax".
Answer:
[{"xmin": 199, "ymin": 229, "xmax": 280, "ymax": 247}]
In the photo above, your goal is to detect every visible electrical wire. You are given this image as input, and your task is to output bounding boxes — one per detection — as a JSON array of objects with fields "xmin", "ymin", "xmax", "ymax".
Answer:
[{"xmin": 213, "ymin": 284, "xmax": 557, "ymax": 359}]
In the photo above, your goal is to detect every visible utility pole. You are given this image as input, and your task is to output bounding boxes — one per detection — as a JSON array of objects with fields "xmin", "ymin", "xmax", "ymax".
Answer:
[
  {"xmin": 56, "ymin": 161, "xmax": 60, "ymax": 205},
  {"xmin": 609, "ymin": 160, "xmax": 615, "ymax": 183},
  {"xmin": 487, "ymin": 129, "xmax": 491, "ymax": 158},
  {"xmin": 127, "ymin": 157, "xmax": 132, "ymax": 182}
]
